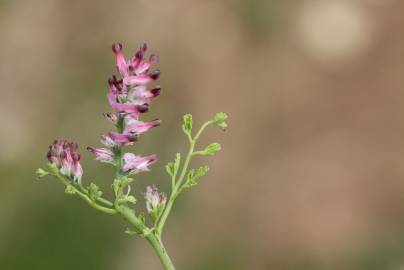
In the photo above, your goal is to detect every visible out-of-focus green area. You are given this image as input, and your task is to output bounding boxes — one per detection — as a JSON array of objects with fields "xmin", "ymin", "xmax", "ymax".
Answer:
[{"xmin": 1, "ymin": 0, "xmax": 404, "ymax": 269}]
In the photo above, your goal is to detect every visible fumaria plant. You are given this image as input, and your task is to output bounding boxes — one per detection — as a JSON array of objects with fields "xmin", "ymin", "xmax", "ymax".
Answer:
[{"xmin": 36, "ymin": 42, "xmax": 227, "ymax": 270}]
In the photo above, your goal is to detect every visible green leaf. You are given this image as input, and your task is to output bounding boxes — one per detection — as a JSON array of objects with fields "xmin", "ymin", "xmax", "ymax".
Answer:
[
  {"xmin": 151, "ymin": 204, "xmax": 165, "ymax": 223},
  {"xmin": 88, "ymin": 183, "xmax": 102, "ymax": 201},
  {"xmin": 166, "ymin": 153, "xmax": 181, "ymax": 178},
  {"xmin": 201, "ymin": 143, "xmax": 221, "ymax": 156},
  {"xmin": 185, "ymin": 166, "xmax": 210, "ymax": 187},
  {"xmin": 47, "ymin": 163, "xmax": 59, "ymax": 174},
  {"xmin": 165, "ymin": 162, "xmax": 175, "ymax": 177},
  {"xmin": 182, "ymin": 114, "xmax": 193, "ymax": 134},
  {"xmin": 65, "ymin": 185, "xmax": 76, "ymax": 195},
  {"xmin": 121, "ymin": 177, "xmax": 134, "ymax": 189},
  {"xmin": 125, "ymin": 195, "xmax": 137, "ymax": 204},
  {"xmin": 211, "ymin": 112, "xmax": 228, "ymax": 131},
  {"xmin": 35, "ymin": 168, "xmax": 49, "ymax": 179},
  {"xmin": 125, "ymin": 228, "xmax": 139, "ymax": 235},
  {"xmin": 112, "ymin": 178, "xmax": 122, "ymax": 197},
  {"xmin": 174, "ymin": 153, "xmax": 181, "ymax": 175},
  {"xmin": 139, "ymin": 212, "xmax": 146, "ymax": 224},
  {"xmin": 217, "ymin": 122, "xmax": 227, "ymax": 131},
  {"xmin": 211, "ymin": 112, "xmax": 227, "ymax": 124}
]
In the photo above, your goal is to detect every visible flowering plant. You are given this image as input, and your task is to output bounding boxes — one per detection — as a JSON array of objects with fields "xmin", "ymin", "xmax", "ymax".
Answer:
[{"xmin": 36, "ymin": 42, "xmax": 227, "ymax": 270}]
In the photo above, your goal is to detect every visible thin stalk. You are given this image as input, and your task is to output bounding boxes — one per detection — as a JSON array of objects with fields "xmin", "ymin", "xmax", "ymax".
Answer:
[
  {"xmin": 53, "ymin": 173, "xmax": 117, "ymax": 215},
  {"xmin": 146, "ymin": 234, "xmax": 176, "ymax": 270},
  {"xmin": 156, "ymin": 121, "xmax": 211, "ymax": 234}
]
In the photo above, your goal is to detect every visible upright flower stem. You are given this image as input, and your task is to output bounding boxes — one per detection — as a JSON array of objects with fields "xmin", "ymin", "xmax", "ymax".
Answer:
[
  {"xmin": 156, "ymin": 141, "xmax": 194, "ymax": 234},
  {"xmin": 146, "ymin": 234, "xmax": 175, "ymax": 270},
  {"xmin": 112, "ymin": 115, "xmax": 175, "ymax": 270},
  {"xmin": 156, "ymin": 121, "xmax": 210, "ymax": 234}
]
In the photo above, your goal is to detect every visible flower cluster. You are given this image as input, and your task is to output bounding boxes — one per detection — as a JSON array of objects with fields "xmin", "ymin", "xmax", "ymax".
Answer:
[
  {"xmin": 144, "ymin": 185, "xmax": 167, "ymax": 218},
  {"xmin": 87, "ymin": 43, "xmax": 161, "ymax": 174},
  {"xmin": 47, "ymin": 140, "xmax": 83, "ymax": 182}
]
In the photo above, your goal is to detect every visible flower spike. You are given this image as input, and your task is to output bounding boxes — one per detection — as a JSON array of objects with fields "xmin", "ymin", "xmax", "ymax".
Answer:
[{"xmin": 47, "ymin": 139, "xmax": 83, "ymax": 183}]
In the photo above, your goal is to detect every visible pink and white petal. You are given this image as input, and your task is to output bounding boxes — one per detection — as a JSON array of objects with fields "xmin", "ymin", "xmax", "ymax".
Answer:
[
  {"xmin": 124, "ymin": 119, "xmax": 161, "ymax": 134},
  {"xmin": 72, "ymin": 161, "xmax": 83, "ymax": 182},
  {"xmin": 122, "ymin": 154, "xmax": 156, "ymax": 172},
  {"xmin": 123, "ymin": 71, "xmax": 160, "ymax": 86},
  {"xmin": 108, "ymin": 132, "xmax": 137, "ymax": 147},
  {"xmin": 112, "ymin": 43, "xmax": 129, "ymax": 77},
  {"xmin": 111, "ymin": 102, "xmax": 148, "ymax": 114},
  {"xmin": 87, "ymin": 147, "xmax": 114, "ymax": 162},
  {"xmin": 101, "ymin": 134, "xmax": 117, "ymax": 147}
]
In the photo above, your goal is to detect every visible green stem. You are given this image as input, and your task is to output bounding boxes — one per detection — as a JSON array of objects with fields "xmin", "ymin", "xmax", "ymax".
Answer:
[
  {"xmin": 146, "ymin": 234, "xmax": 175, "ymax": 270},
  {"xmin": 76, "ymin": 184, "xmax": 115, "ymax": 208},
  {"xmin": 53, "ymin": 173, "xmax": 117, "ymax": 215},
  {"xmin": 156, "ymin": 140, "xmax": 194, "ymax": 234},
  {"xmin": 156, "ymin": 121, "xmax": 211, "ymax": 234},
  {"xmin": 118, "ymin": 206, "xmax": 175, "ymax": 270}
]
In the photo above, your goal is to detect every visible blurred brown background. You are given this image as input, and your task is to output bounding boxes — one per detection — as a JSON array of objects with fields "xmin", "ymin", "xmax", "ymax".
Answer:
[{"xmin": 1, "ymin": 0, "xmax": 404, "ymax": 269}]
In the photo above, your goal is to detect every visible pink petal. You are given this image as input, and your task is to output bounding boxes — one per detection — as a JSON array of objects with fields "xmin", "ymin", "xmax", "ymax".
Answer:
[
  {"xmin": 122, "ymin": 153, "xmax": 157, "ymax": 172},
  {"xmin": 108, "ymin": 132, "xmax": 137, "ymax": 147},
  {"xmin": 124, "ymin": 119, "xmax": 161, "ymax": 134},
  {"xmin": 112, "ymin": 43, "xmax": 129, "ymax": 77},
  {"xmin": 111, "ymin": 102, "xmax": 149, "ymax": 114}
]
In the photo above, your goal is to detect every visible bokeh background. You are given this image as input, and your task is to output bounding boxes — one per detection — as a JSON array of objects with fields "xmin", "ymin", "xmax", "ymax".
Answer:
[{"xmin": 1, "ymin": 0, "xmax": 404, "ymax": 269}]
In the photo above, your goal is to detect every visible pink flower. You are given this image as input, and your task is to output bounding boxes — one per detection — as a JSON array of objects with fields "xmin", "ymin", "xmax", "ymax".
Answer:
[
  {"xmin": 112, "ymin": 43, "xmax": 129, "ymax": 77},
  {"xmin": 127, "ymin": 85, "xmax": 161, "ymax": 106},
  {"xmin": 122, "ymin": 153, "xmax": 157, "ymax": 173},
  {"xmin": 47, "ymin": 140, "xmax": 83, "ymax": 182},
  {"xmin": 112, "ymin": 42, "xmax": 159, "ymax": 84},
  {"xmin": 144, "ymin": 185, "xmax": 167, "ymax": 213},
  {"xmin": 90, "ymin": 42, "xmax": 161, "ymax": 176},
  {"xmin": 103, "ymin": 112, "xmax": 119, "ymax": 125},
  {"xmin": 122, "ymin": 71, "xmax": 160, "ymax": 87},
  {"xmin": 87, "ymin": 147, "xmax": 115, "ymax": 164},
  {"xmin": 124, "ymin": 117, "xmax": 161, "ymax": 135},
  {"xmin": 101, "ymin": 132, "xmax": 137, "ymax": 148},
  {"xmin": 110, "ymin": 102, "xmax": 149, "ymax": 115}
]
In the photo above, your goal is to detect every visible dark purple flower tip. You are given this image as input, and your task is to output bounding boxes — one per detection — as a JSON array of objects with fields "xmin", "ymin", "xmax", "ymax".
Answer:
[
  {"xmin": 150, "ymin": 86, "xmax": 162, "ymax": 96},
  {"xmin": 46, "ymin": 150, "xmax": 52, "ymax": 160},
  {"xmin": 60, "ymin": 151, "xmax": 67, "ymax": 159},
  {"xmin": 149, "ymin": 54, "xmax": 158, "ymax": 64},
  {"xmin": 150, "ymin": 70, "xmax": 160, "ymax": 80},
  {"xmin": 135, "ymin": 43, "xmax": 148, "ymax": 59},
  {"xmin": 112, "ymin": 42, "xmax": 123, "ymax": 54},
  {"xmin": 137, "ymin": 104, "xmax": 149, "ymax": 113},
  {"xmin": 72, "ymin": 153, "xmax": 81, "ymax": 161},
  {"xmin": 152, "ymin": 119, "xmax": 162, "ymax": 127},
  {"xmin": 86, "ymin": 146, "xmax": 94, "ymax": 152},
  {"xmin": 70, "ymin": 142, "xmax": 78, "ymax": 150},
  {"xmin": 129, "ymin": 136, "xmax": 138, "ymax": 142}
]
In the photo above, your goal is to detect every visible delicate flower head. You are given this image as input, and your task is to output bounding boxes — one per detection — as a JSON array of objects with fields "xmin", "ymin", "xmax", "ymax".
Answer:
[
  {"xmin": 92, "ymin": 42, "xmax": 161, "ymax": 177},
  {"xmin": 101, "ymin": 132, "xmax": 137, "ymax": 148},
  {"xmin": 144, "ymin": 185, "xmax": 167, "ymax": 213},
  {"xmin": 87, "ymin": 147, "xmax": 115, "ymax": 164},
  {"xmin": 124, "ymin": 117, "xmax": 161, "ymax": 135},
  {"xmin": 122, "ymin": 153, "xmax": 157, "ymax": 173},
  {"xmin": 108, "ymin": 42, "xmax": 161, "ymax": 120},
  {"xmin": 47, "ymin": 139, "xmax": 83, "ymax": 183}
]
